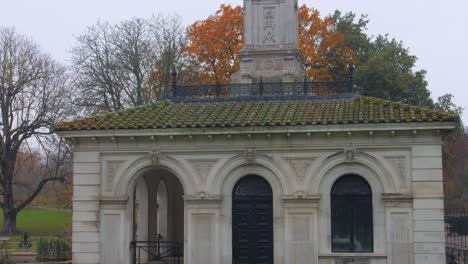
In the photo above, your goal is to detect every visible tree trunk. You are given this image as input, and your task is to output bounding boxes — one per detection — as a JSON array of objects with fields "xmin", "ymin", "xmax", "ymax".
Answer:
[
  {"xmin": 2, "ymin": 209, "xmax": 17, "ymax": 235},
  {"xmin": 3, "ymin": 176, "xmax": 17, "ymax": 235}
]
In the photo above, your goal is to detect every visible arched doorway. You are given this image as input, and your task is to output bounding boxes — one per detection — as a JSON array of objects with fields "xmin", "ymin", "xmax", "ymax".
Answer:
[
  {"xmin": 232, "ymin": 175, "xmax": 273, "ymax": 264},
  {"xmin": 132, "ymin": 169, "xmax": 184, "ymax": 263}
]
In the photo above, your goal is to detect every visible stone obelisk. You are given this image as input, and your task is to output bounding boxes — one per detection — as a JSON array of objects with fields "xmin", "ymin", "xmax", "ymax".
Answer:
[{"xmin": 231, "ymin": 0, "xmax": 305, "ymax": 83}]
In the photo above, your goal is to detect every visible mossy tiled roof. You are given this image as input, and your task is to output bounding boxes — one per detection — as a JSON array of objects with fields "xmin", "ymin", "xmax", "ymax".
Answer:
[{"xmin": 55, "ymin": 96, "xmax": 458, "ymax": 131}]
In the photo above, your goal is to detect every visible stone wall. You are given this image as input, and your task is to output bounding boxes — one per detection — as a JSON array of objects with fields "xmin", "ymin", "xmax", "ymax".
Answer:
[{"xmin": 66, "ymin": 127, "xmax": 449, "ymax": 264}]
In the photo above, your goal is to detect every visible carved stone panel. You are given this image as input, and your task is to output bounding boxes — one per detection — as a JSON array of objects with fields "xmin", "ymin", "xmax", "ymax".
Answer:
[
  {"xmin": 189, "ymin": 160, "xmax": 217, "ymax": 182},
  {"xmin": 384, "ymin": 156, "xmax": 409, "ymax": 189},
  {"xmin": 262, "ymin": 7, "xmax": 276, "ymax": 44},
  {"xmin": 105, "ymin": 161, "xmax": 125, "ymax": 192},
  {"xmin": 390, "ymin": 212, "xmax": 412, "ymax": 264},
  {"xmin": 287, "ymin": 158, "xmax": 315, "ymax": 182}
]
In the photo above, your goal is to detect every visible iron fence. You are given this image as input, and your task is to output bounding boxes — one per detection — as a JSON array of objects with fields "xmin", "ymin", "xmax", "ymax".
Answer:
[
  {"xmin": 446, "ymin": 208, "xmax": 468, "ymax": 264},
  {"xmin": 170, "ymin": 80, "xmax": 354, "ymax": 102},
  {"xmin": 130, "ymin": 238, "xmax": 182, "ymax": 264}
]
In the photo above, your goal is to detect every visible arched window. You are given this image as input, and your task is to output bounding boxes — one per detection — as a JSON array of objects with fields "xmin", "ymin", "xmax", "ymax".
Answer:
[{"xmin": 331, "ymin": 175, "xmax": 373, "ymax": 252}]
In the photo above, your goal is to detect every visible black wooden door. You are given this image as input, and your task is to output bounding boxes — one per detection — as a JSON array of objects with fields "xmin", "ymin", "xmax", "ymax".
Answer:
[{"xmin": 232, "ymin": 176, "xmax": 273, "ymax": 264}]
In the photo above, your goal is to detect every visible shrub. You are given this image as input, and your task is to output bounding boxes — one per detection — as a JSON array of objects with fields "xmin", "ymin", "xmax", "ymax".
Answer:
[
  {"xmin": 36, "ymin": 237, "xmax": 71, "ymax": 261},
  {"xmin": 36, "ymin": 238, "xmax": 49, "ymax": 261}
]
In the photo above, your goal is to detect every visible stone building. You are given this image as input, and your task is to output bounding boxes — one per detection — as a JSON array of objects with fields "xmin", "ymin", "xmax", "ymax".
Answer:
[{"xmin": 56, "ymin": 0, "xmax": 458, "ymax": 264}]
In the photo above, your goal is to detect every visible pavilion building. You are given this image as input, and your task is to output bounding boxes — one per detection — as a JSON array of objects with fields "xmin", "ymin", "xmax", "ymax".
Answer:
[{"xmin": 56, "ymin": 0, "xmax": 458, "ymax": 263}]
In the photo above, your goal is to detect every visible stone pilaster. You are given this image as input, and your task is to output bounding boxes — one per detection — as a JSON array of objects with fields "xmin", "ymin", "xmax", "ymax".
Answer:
[
  {"xmin": 185, "ymin": 195, "xmax": 222, "ymax": 264},
  {"xmin": 283, "ymin": 194, "xmax": 320, "ymax": 264},
  {"xmin": 72, "ymin": 151, "xmax": 101, "ymax": 264},
  {"xmin": 100, "ymin": 196, "xmax": 129, "ymax": 264},
  {"xmin": 411, "ymin": 145, "xmax": 445, "ymax": 264},
  {"xmin": 382, "ymin": 194, "xmax": 414, "ymax": 264}
]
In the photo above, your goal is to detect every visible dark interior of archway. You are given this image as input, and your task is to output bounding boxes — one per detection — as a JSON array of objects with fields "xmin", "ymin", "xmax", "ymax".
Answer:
[{"xmin": 133, "ymin": 169, "xmax": 184, "ymax": 248}]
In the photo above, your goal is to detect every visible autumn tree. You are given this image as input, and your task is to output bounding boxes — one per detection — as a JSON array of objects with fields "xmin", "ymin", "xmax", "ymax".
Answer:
[
  {"xmin": 298, "ymin": 6, "xmax": 356, "ymax": 80},
  {"xmin": 185, "ymin": 5, "xmax": 355, "ymax": 83},
  {"xmin": 0, "ymin": 28, "xmax": 72, "ymax": 234},
  {"xmin": 186, "ymin": 5, "xmax": 244, "ymax": 84}
]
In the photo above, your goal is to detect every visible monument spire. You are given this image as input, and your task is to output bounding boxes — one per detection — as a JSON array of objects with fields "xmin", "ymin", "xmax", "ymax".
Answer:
[{"xmin": 231, "ymin": 0, "xmax": 305, "ymax": 83}]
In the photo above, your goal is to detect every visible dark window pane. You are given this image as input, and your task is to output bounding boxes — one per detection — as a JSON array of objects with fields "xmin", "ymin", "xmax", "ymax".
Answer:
[
  {"xmin": 331, "ymin": 205, "xmax": 353, "ymax": 251},
  {"xmin": 331, "ymin": 175, "xmax": 373, "ymax": 253}
]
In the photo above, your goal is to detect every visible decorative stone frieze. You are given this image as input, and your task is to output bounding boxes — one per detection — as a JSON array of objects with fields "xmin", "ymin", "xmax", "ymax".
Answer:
[
  {"xmin": 100, "ymin": 195, "xmax": 129, "ymax": 209},
  {"xmin": 382, "ymin": 193, "xmax": 413, "ymax": 208}
]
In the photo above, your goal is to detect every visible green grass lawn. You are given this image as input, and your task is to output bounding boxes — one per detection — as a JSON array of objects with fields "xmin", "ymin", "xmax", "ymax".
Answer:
[{"xmin": 0, "ymin": 208, "xmax": 71, "ymax": 235}]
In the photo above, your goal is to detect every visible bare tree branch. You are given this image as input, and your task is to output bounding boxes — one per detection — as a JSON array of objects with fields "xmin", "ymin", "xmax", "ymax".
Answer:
[{"xmin": 0, "ymin": 27, "xmax": 72, "ymax": 233}]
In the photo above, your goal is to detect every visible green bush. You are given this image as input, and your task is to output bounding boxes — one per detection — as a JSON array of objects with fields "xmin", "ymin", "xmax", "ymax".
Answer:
[
  {"xmin": 36, "ymin": 238, "xmax": 48, "ymax": 260},
  {"xmin": 36, "ymin": 237, "xmax": 71, "ymax": 261}
]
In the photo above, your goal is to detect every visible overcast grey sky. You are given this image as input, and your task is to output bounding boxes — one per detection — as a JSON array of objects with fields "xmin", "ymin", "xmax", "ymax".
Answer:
[{"xmin": 1, "ymin": 0, "xmax": 467, "ymax": 123}]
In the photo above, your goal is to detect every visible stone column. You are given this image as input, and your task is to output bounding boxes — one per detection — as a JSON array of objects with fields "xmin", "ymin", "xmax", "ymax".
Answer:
[
  {"xmin": 411, "ymin": 145, "xmax": 446, "ymax": 264},
  {"xmin": 283, "ymin": 195, "xmax": 320, "ymax": 264},
  {"xmin": 382, "ymin": 194, "xmax": 414, "ymax": 264},
  {"xmin": 231, "ymin": 0, "xmax": 305, "ymax": 83},
  {"xmin": 72, "ymin": 151, "xmax": 101, "ymax": 264},
  {"xmin": 100, "ymin": 196, "xmax": 130, "ymax": 264},
  {"xmin": 185, "ymin": 195, "xmax": 222, "ymax": 264}
]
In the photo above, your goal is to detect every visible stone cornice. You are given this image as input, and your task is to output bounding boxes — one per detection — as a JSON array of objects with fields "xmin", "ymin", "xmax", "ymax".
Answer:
[
  {"xmin": 100, "ymin": 195, "xmax": 129, "ymax": 209},
  {"xmin": 381, "ymin": 193, "xmax": 413, "ymax": 208},
  {"xmin": 56, "ymin": 122, "xmax": 455, "ymax": 139}
]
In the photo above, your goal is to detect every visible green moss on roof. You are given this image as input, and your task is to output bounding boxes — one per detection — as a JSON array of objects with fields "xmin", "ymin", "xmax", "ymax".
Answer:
[{"xmin": 55, "ymin": 96, "xmax": 459, "ymax": 131}]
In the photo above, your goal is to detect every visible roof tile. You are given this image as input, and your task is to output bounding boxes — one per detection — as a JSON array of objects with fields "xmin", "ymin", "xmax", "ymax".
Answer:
[{"xmin": 55, "ymin": 96, "xmax": 459, "ymax": 132}]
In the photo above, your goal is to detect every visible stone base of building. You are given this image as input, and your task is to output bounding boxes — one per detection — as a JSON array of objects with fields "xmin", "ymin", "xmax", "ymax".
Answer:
[{"xmin": 231, "ymin": 47, "xmax": 306, "ymax": 83}]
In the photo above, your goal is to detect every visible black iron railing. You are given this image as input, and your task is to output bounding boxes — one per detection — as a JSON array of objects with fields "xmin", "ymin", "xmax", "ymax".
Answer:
[
  {"xmin": 170, "ymin": 80, "xmax": 354, "ymax": 102},
  {"xmin": 168, "ymin": 65, "xmax": 355, "ymax": 102},
  {"xmin": 130, "ymin": 237, "xmax": 182, "ymax": 264},
  {"xmin": 445, "ymin": 208, "xmax": 468, "ymax": 264}
]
